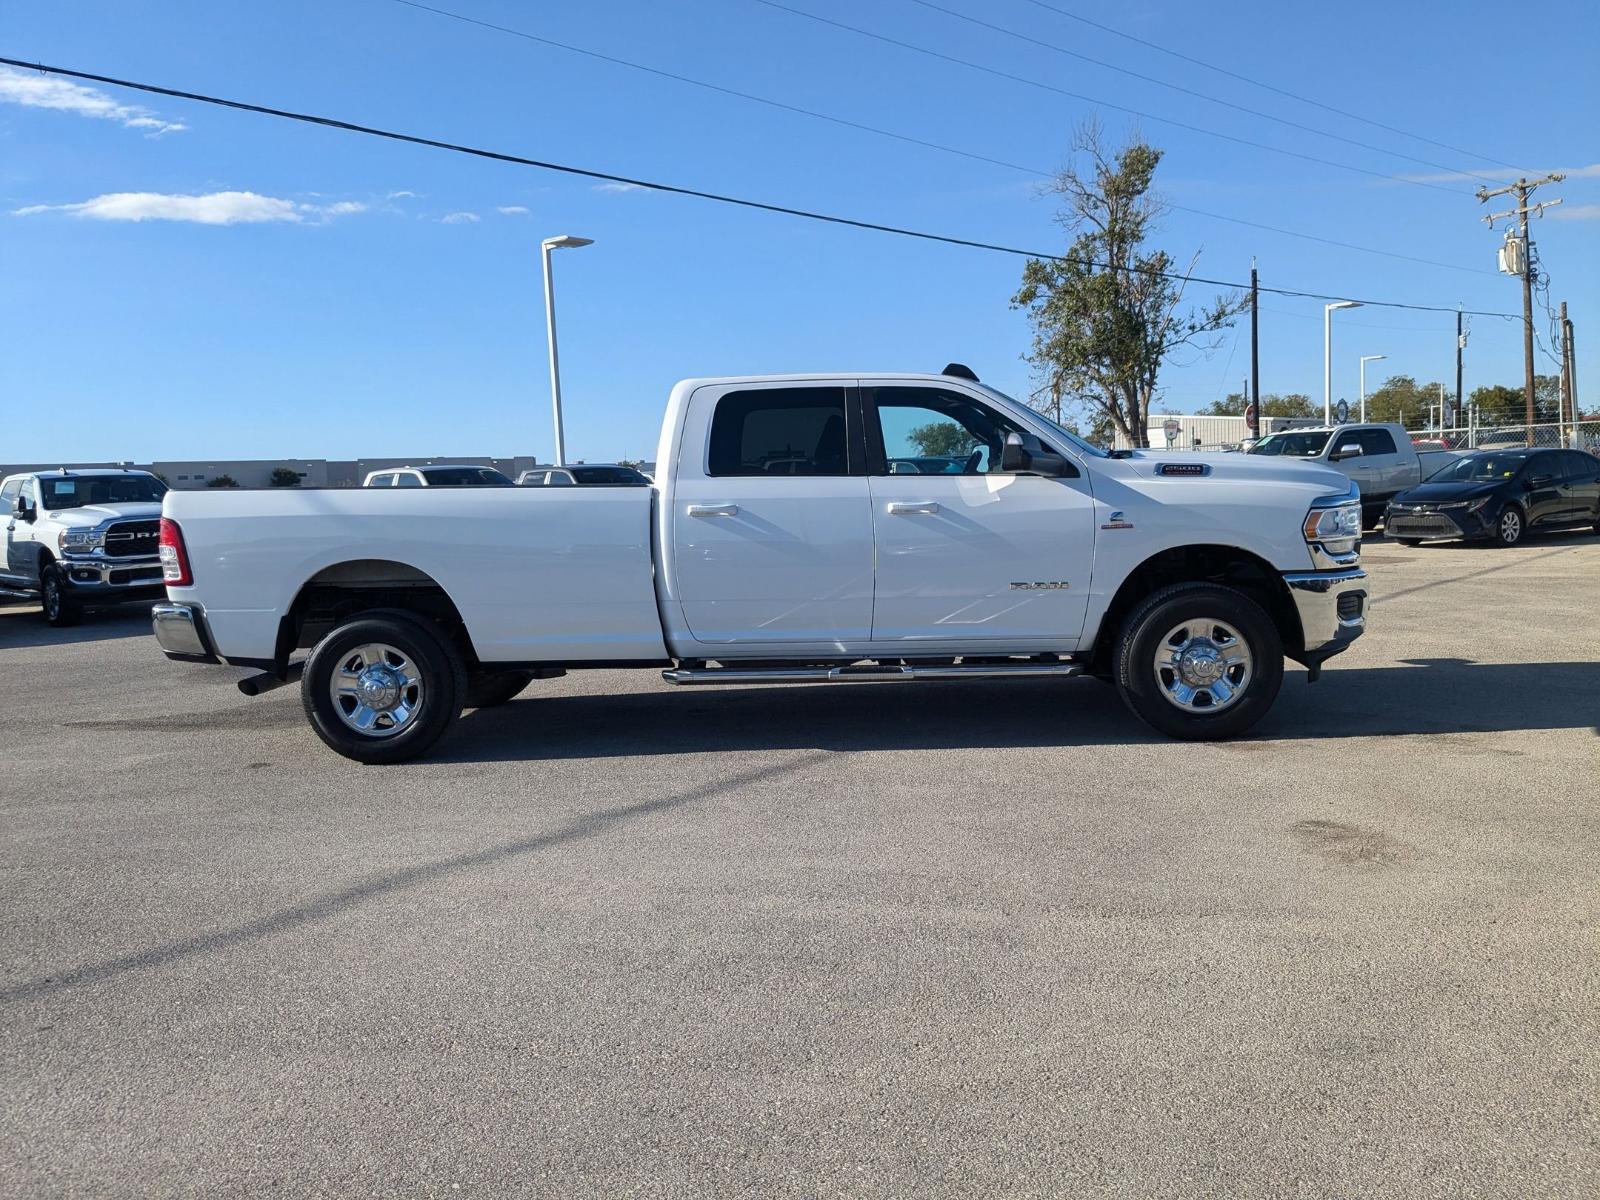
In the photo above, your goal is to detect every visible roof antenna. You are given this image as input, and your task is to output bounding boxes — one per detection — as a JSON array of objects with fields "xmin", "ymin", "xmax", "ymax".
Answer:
[{"xmin": 942, "ymin": 362, "xmax": 979, "ymax": 382}]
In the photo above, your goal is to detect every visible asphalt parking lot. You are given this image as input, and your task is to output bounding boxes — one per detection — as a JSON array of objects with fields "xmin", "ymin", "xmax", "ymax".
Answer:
[{"xmin": 2, "ymin": 533, "xmax": 1597, "ymax": 1197}]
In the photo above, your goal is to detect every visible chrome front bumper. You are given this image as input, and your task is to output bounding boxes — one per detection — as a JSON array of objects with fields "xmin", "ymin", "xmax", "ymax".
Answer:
[
  {"xmin": 152, "ymin": 601, "xmax": 220, "ymax": 664},
  {"xmin": 59, "ymin": 553, "xmax": 165, "ymax": 590},
  {"xmin": 1281, "ymin": 567, "xmax": 1367, "ymax": 671}
]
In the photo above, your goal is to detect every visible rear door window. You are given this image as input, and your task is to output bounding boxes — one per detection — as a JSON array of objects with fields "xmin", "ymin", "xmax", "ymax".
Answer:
[
  {"xmin": 1358, "ymin": 428, "xmax": 1397, "ymax": 456},
  {"xmin": 707, "ymin": 387, "xmax": 853, "ymax": 476},
  {"xmin": 395, "ymin": 473, "xmax": 423, "ymax": 487}
]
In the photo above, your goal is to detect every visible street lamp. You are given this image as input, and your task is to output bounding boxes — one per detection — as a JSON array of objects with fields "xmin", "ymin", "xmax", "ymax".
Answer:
[
  {"xmin": 540, "ymin": 234, "xmax": 594, "ymax": 466},
  {"xmin": 1359, "ymin": 354, "xmax": 1386, "ymax": 423},
  {"xmin": 1324, "ymin": 301, "xmax": 1362, "ymax": 424}
]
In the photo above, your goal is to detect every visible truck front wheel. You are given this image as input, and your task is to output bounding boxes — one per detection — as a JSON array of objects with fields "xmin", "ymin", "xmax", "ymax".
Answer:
[
  {"xmin": 40, "ymin": 564, "xmax": 81, "ymax": 628},
  {"xmin": 1114, "ymin": 583, "xmax": 1284, "ymax": 740},
  {"xmin": 302, "ymin": 613, "xmax": 466, "ymax": 764}
]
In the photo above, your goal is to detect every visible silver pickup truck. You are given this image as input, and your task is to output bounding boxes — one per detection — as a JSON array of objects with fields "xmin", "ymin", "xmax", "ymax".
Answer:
[{"xmin": 1248, "ymin": 423, "xmax": 1464, "ymax": 528}]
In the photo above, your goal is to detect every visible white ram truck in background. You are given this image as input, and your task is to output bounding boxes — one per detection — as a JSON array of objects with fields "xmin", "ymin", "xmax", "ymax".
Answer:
[{"xmin": 153, "ymin": 369, "xmax": 1369, "ymax": 762}]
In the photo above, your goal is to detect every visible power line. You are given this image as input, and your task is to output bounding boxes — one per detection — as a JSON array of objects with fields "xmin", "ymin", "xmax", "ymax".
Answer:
[
  {"xmin": 0, "ymin": 56, "xmax": 1520, "ymax": 318},
  {"xmin": 753, "ymin": 1, "xmax": 1473, "ymax": 197},
  {"xmin": 387, "ymin": 0, "xmax": 1488, "ymax": 276},
  {"xmin": 1013, "ymin": 0, "xmax": 1527, "ymax": 173},
  {"xmin": 386, "ymin": 0, "xmax": 1030, "ymax": 178},
  {"xmin": 906, "ymin": 0, "xmax": 1499, "ymax": 184}
]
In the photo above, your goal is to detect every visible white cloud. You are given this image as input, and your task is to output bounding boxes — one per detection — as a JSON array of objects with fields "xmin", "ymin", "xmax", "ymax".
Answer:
[
  {"xmin": 11, "ymin": 191, "xmax": 368, "ymax": 225},
  {"xmin": 0, "ymin": 65, "xmax": 186, "ymax": 136},
  {"xmin": 440, "ymin": 211, "xmax": 480, "ymax": 224},
  {"xmin": 1396, "ymin": 162, "xmax": 1600, "ymax": 184},
  {"xmin": 496, "ymin": 205, "xmax": 530, "ymax": 215},
  {"xmin": 593, "ymin": 181, "xmax": 643, "ymax": 194},
  {"xmin": 386, "ymin": 190, "xmax": 418, "ymax": 200},
  {"xmin": 1550, "ymin": 203, "xmax": 1600, "ymax": 221}
]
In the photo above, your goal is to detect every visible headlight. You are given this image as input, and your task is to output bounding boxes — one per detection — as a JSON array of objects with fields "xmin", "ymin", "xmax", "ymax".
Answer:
[
  {"xmin": 1302, "ymin": 501, "xmax": 1361, "ymax": 545},
  {"xmin": 58, "ymin": 530, "xmax": 105, "ymax": 552},
  {"xmin": 1465, "ymin": 496, "xmax": 1492, "ymax": 514}
]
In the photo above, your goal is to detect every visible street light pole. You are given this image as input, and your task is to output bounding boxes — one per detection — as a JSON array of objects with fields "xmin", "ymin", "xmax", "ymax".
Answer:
[
  {"xmin": 540, "ymin": 234, "xmax": 594, "ymax": 466},
  {"xmin": 1359, "ymin": 354, "xmax": 1386, "ymax": 423},
  {"xmin": 1324, "ymin": 301, "xmax": 1362, "ymax": 424}
]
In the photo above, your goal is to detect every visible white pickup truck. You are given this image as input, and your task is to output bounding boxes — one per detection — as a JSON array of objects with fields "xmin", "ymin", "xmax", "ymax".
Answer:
[
  {"xmin": 1246, "ymin": 422, "xmax": 1464, "ymax": 527},
  {"xmin": 153, "ymin": 369, "xmax": 1369, "ymax": 762}
]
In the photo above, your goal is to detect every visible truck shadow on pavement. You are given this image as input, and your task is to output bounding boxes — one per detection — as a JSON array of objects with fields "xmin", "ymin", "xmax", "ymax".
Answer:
[
  {"xmin": 438, "ymin": 657, "xmax": 1599, "ymax": 763},
  {"xmin": 0, "ymin": 603, "xmax": 155, "ymax": 649}
]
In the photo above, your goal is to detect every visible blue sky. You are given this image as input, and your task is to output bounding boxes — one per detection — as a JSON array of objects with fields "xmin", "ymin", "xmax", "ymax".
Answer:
[{"xmin": 2, "ymin": 0, "xmax": 1595, "ymax": 463}]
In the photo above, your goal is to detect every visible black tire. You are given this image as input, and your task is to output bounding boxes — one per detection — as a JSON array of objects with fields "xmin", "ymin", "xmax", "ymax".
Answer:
[
  {"xmin": 1361, "ymin": 506, "xmax": 1383, "ymax": 532},
  {"xmin": 40, "ymin": 563, "xmax": 81, "ymax": 627},
  {"xmin": 464, "ymin": 669, "xmax": 536, "ymax": 709},
  {"xmin": 301, "ymin": 613, "xmax": 466, "ymax": 764},
  {"xmin": 1114, "ymin": 582, "xmax": 1284, "ymax": 741},
  {"xmin": 1492, "ymin": 504, "xmax": 1525, "ymax": 547},
  {"xmin": 1395, "ymin": 538, "xmax": 1422, "ymax": 547}
]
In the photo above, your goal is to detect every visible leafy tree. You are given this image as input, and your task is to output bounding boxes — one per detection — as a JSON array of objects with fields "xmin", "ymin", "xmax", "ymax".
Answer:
[
  {"xmin": 206, "ymin": 474, "xmax": 239, "ymax": 489},
  {"xmin": 1202, "ymin": 392, "xmax": 1316, "ymax": 419},
  {"xmin": 907, "ymin": 421, "xmax": 979, "ymax": 457},
  {"xmin": 1012, "ymin": 123, "xmax": 1247, "ymax": 448},
  {"xmin": 268, "ymin": 467, "xmax": 301, "ymax": 488}
]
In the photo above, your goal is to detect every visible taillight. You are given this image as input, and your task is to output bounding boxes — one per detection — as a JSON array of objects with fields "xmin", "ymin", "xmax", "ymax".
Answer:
[{"xmin": 159, "ymin": 518, "xmax": 192, "ymax": 587}]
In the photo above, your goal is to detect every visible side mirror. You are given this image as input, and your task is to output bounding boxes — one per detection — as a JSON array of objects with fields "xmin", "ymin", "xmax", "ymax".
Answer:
[
  {"xmin": 1526, "ymin": 473, "xmax": 1553, "ymax": 488},
  {"xmin": 1000, "ymin": 431, "xmax": 1076, "ymax": 477},
  {"xmin": 12, "ymin": 495, "xmax": 33, "ymax": 522},
  {"xmin": 1331, "ymin": 444, "xmax": 1364, "ymax": 461}
]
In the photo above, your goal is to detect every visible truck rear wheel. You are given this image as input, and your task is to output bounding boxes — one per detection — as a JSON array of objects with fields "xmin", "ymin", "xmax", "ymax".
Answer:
[
  {"xmin": 1114, "ymin": 583, "xmax": 1283, "ymax": 740},
  {"xmin": 302, "ymin": 613, "xmax": 466, "ymax": 764}
]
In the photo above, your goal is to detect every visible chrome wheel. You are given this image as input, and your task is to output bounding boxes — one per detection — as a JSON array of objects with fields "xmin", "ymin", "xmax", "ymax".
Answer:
[
  {"xmin": 329, "ymin": 643, "xmax": 424, "ymax": 738},
  {"xmin": 1153, "ymin": 618, "xmax": 1253, "ymax": 713},
  {"xmin": 1499, "ymin": 509, "xmax": 1521, "ymax": 544}
]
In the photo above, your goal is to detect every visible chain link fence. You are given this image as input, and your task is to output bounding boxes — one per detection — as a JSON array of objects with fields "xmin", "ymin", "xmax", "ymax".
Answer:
[{"xmin": 1404, "ymin": 420, "xmax": 1600, "ymax": 455}]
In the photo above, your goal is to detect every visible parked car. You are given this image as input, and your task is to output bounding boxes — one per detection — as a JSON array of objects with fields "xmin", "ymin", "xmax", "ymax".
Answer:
[
  {"xmin": 153, "ymin": 368, "xmax": 1368, "ymax": 762},
  {"xmin": 362, "ymin": 465, "xmax": 514, "ymax": 487},
  {"xmin": 1385, "ymin": 448, "xmax": 1600, "ymax": 547},
  {"xmin": 517, "ymin": 464, "xmax": 651, "ymax": 487},
  {"xmin": 1248, "ymin": 423, "xmax": 1465, "ymax": 527},
  {"xmin": 1, "ymin": 468, "xmax": 169, "ymax": 625}
]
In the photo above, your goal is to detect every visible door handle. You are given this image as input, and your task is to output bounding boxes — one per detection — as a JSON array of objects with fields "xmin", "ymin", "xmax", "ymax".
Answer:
[
  {"xmin": 687, "ymin": 503, "xmax": 739, "ymax": 518},
  {"xmin": 887, "ymin": 501, "xmax": 940, "ymax": 515}
]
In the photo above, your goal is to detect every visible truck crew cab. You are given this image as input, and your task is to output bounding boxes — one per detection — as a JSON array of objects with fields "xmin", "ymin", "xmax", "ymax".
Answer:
[
  {"xmin": 2, "ymin": 468, "xmax": 169, "ymax": 625},
  {"xmin": 153, "ymin": 368, "xmax": 1370, "ymax": 762}
]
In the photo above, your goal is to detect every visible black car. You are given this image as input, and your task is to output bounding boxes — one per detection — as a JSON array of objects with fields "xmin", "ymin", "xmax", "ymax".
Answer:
[{"xmin": 1385, "ymin": 448, "xmax": 1600, "ymax": 547}]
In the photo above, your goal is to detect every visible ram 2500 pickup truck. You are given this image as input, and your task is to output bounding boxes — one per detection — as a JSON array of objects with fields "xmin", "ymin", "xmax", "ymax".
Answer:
[
  {"xmin": 1247, "ymin": 422, "xmax": 1465, "ymax": 527},
  {"xmin": 3, "ymin": 468, "xmax": 169, "ymax": 625},
  {"xmin": 153, "ymin": 369, "xmax": 1369, "ymax": 763}
]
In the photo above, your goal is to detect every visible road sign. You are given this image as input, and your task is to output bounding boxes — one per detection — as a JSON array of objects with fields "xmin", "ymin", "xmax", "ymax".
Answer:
[
  {"xmin": 1335, "ymin": 399, "xmax": 1350, "ymax": 424},
  {"xmin": 1162, "ymin": 418, "xmax": 1181, "ymax": 447},
  {"xmin": 1245, "ymin": 403, "xmax": 1258, "ymax": 426}
]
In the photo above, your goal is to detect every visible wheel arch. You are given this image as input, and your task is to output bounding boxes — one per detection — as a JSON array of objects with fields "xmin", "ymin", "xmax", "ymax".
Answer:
[
  {"xmin": 279, "ymin": 558, "xmax": 478, "ymax": 671},
  {"xmin": 1089, "ymin": 544, "xmax": 1303, "ymax": 672}
]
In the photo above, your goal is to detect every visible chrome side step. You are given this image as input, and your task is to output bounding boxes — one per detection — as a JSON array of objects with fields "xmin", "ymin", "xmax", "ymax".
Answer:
[{"xmin": 662, "ymin": 662, "xmax": 1084, "ymax": 686}]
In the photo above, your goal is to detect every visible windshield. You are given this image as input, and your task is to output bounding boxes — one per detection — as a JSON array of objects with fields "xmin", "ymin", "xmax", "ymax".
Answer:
[
  {"xmin": 1425, "ymin": 452, "xmax": 1532, "ymax": 483},
  {"xmin": 40, "ymin": 475, "xmax": 167, "ymax": 509},
  {"xmin": 571, "ymin": 466, "xmax": 650, "ymax": 485},
  {"xmin": 973, "ymin": 383, "xmax": 1110, "ymax": 458},
  {"xmin": 420, "ymin": 467, "xmax": 513, "ymax": 486},
  {"xmin": 1248, "ymin": 431, "xmax": 1331, "ymax": 457}
]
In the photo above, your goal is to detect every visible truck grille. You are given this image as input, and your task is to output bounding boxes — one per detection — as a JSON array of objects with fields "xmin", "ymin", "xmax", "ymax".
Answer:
[
  {"xmin": 109, "ymin": 566, "xmax": 163, "ymax": 585},
  {"xmin": 103, "ymin": 520, "xmax": 161, "ymax": 558}
]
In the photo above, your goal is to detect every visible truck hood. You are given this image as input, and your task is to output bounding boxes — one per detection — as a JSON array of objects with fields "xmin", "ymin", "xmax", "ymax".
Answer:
[
  {"xmin": 1121, "ymin": 450, "xmax": 1352, "ymax": 494},
  {"xmin": 45, "ymin": 502, "xmax": 164, "ymax": 528}
]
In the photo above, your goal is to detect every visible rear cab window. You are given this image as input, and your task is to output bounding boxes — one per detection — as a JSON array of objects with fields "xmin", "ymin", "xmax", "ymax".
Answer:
[{"xmin": 707, "ymin": 387, "xmax": 853, "ymax": 477}]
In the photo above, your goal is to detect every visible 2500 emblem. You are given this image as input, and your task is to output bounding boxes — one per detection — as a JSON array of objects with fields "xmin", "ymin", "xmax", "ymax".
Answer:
[{"xmin": 1010, "ymin": 581, "xmax": 1070, "ymax": 590}]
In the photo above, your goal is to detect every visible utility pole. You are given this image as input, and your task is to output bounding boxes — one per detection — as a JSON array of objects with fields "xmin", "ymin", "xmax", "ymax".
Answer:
[
  {"xmin": 1565, "ymin": 312, "xmax": 1578, "ymax": 439},
  {"xmin": 1454, "ymin": 308, "xmax": 1464, "ymax": 429},
  {"xmin": 1478, "ymin": 174, "xmax": 1564, "ymax": 444},
  {"xmin": 1249, "ymin": 261, "xmax": 1260, "ymax": 438}
]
